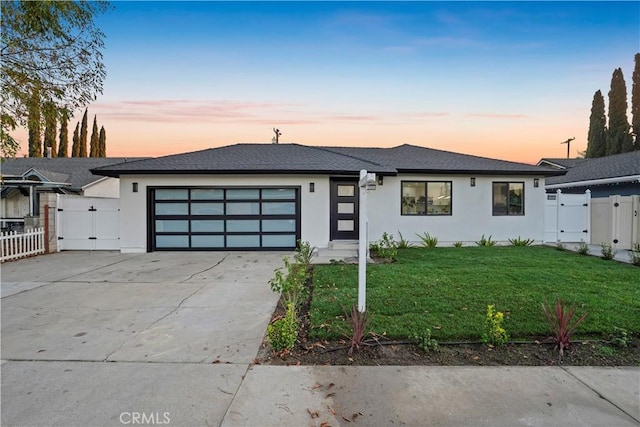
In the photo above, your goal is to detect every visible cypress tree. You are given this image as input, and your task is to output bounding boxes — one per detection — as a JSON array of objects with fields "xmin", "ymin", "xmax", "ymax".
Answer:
[
  {"xmin": 27, "ymin": 91, "xmax": 42, "ymax": 157},
  {"xmin": 606, "ymin": 68, "xmax": 633, "ymax": 154},
  {"xmin": 586, "ymin": 90, "xmax": 607, "ymax": 158},
  {"xmin": 58, "ymin": 109, "xmax": 69, "ymax": 157},
  {"xmin": 98, "ymin": 126, "xmax": 106, "ymax": 157},
  {"xmin": 79, "ymin": 109, "xmax": 88, "ymax": 157},
  {"xmin": 43, "ymin": 101, "xmax": 57, "ymax": 157},
  {"xmin": 71, "ymin": 122, "xmax": 80, "ymax": 157},
  {"xmin": 89, "ymin": 115, "xmax": 99, "ymax": 157},
  {"xmin": 632, "ymin": 53, "xmax": 640, "ymax": 149}
]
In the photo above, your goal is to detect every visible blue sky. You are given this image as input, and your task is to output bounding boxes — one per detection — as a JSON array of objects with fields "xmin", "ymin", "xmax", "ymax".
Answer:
[{"xmin": 23, "ymin": 1, "xmax": 637, "ymax": 162}]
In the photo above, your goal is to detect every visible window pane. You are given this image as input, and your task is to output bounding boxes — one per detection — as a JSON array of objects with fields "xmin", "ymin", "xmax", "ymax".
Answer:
[
  {"xmin": 509, "ymin": 183, "xmax": 524, "ymax": 215},
  {"xmin": 155, "ymin": 220, "xmax": 188, "ymax": 232},
  {"xmin": 226, "ymin": 189, "xmax": 259, "ymax": 200},
  {"xmin": 226, "ymin": 220, "xmax": 259, "ymax": 232},
  {"xmin": 227, "ymin": 202, "xmax": 260, "ymax": 215},
  {"xmin": 155, "ymin": 203, "xmax": 188, "ymax": 215},
  {"xmin": 191, "ymin": 202, "xmax": 224, "ymax": 215},
  {"xmin": 227, "ymin": 235, "xmax": 260, "ymax": 247},
  {"xmin": 337, "ymin": 185, "xmax": 355, "ymax": 197},
  {"xmin": 262, "ymin": 202, "xmax": 295, "ymax": 215},
  {"xmin": 338, "ymin": 220, "xmax": 354, "ymax": 231},
  {"xmin": 402, "ymin": 182, "xmax": 425, "ymax": 215},
  {"xmin": 156, "ymin": 235, "xmax": 189, "ymax": 248},
  {"xmin": 191, "ymin": 235, "xmax": 224, "ymax": 247},
  {"xmin": 263, "ymin": 234, "xmax": 296, "ymax": 247},
  {"xmin": 262, "ymin": 219, "xmax": 296, "ymax": 232},
  {"xmin": 191, "ymin": 189, "xmax": 223, "ymax": 200},
  {"xmin": 191, "ymin": 220, "xmax": 224, "ymax": 232},
  {"xmin": 155, "ymin": 189, "xmax": 188, "ymax": 200},
  {"xmin": 492, "ymin": 183, "xmax": 508, "ymax": 215},
  {"xmin": 426, "ymin": 182, "xmax": 451, "ymax": 215},
  {"xmin": 338, "ymin": 203, "xmax": 354, "ymax": 214},
  {"xmin": 262, "ymin": 188, "xmax": 295, "ymax": 199}
]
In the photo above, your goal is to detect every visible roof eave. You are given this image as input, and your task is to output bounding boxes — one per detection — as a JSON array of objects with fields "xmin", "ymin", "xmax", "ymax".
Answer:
[
  {"xmin": 395, "ymin": 168, "xmax": 566, "ymax": 176},
  {"xmin": 91, "ymin": 168, "xmax": 398, "ymax": 178},
  {"xmin": 546, "ymin": 175, "xmax": 640, "ymax": 189}
]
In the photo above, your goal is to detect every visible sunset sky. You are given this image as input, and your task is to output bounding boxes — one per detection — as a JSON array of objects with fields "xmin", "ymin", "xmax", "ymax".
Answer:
[{"xmin": 13, "ymin": 1, "xmax": 640, "ymax": 164}]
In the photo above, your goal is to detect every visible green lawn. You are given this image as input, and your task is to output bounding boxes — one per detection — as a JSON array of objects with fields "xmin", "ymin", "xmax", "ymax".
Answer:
[{"xmin": 310, "ymin": 247, "xmax": 640, "ymax": 341}]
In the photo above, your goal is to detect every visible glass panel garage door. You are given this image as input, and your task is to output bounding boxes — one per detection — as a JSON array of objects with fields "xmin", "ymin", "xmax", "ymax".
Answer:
[{"xmin": 150, "ymin": 187, "xmax": 300, "ymax": 250}]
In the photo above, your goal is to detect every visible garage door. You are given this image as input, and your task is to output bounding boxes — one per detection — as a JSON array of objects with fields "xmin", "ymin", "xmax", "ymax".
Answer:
[{"xmin": 150, "ymin": 187, "xmax": 300, "ymax": 251}]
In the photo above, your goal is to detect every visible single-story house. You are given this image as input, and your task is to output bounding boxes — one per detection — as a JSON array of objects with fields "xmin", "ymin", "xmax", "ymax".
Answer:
[
  {"xmin": 92, "ymin": 143, "xmax": 564, "ymax": 252},
  {"xmin": 539, "ymin": 151, "xmax": 640, "ymax": 198},
  {"xmin": 1, "ymin": 157, "xmax": 145, "ymax": 231}
]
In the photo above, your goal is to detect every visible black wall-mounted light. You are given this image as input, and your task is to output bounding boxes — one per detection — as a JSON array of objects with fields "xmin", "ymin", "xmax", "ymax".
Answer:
[
  {"xmin": 470, "ymin": 177, "xmax": 476, "ymax": 187},
  {"xmin": 377, "ymin": 175, "xmax": 384, "ymax": 186},
  {"xmin": 534, "ymin": 178, "xmax": 540, "ymax": 188},
  {"xmin": 309, "ymin": 182, "xmax": 315, "ymax": 193},
  {"xmin": 132, "ymin": 182, "xmax": 138, "ymax": 193}
]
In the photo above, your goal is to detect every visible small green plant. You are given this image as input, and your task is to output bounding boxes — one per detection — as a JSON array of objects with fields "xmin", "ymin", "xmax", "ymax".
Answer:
[
  {"xmin": 344, "ymin": 305, "xmax": 369, "ymax": 355},
  {"xmin": 600, "ymin": 242, "xmax": 614, "ymax": 260},
  {"xmin": 267, "ymin": 303, "xmax": 298, "ymax": 352},
  {"xmin": 577, "ymin": 240, "xmax": 590, "ymax": 255},
  {"xmin": 609, "ymin": 327, "xmax": 631, "ymax": 348},
  {"xmin": 481, "ymin": 304, "xmax": 508, "ymax": 346},
  {"xmin": 475, "ymin": 234, "xmax": 496, "ymax": 247},
  {"xmin": 294, "ymin": 240, "xmax": 315, "ymax": 270},
  {"xmin": 541, "ymin": 298, "xmax": 588, "ymax": 358},
  {"xmin": 508, "ymin": 236, "xmax": 535, "ymax": 246},
  {"xmin": 556, "ymin": 241, "xmax": 566, "ymax": 251},
  {"xmin": 416, "ymin": 232, "xmax": 438, "ymax": 248},
  {"xmin": 269, "ymin": 256, "xmax": 308, "ymax": 310},
  {"xmin": 412, "ymin": 328, "xmax": 439, "ymax": 352},
  {"xmin": 629, "ymin": 246, "xmax": 640, "ymax": 266},
  {"xmin": 396, "ymin": 231, "xmax": 411, "ymax": 249},
  {"xmin": 597, "ymin": 345, "xmax": 616, "ymax": 356},
  {"xmin": 453, "ymin": 241, "xmax": 463, "ymax": 248},
  {"xmin": 371, "ymin": 232, "xmax": 398, "ymax": 262}
]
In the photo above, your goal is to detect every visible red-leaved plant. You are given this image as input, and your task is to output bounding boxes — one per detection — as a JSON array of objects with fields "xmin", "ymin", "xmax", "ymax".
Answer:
[
  {"xmin": 541, "ymin": 298, "xmax": 588, "ymax": 358},
  {"xmin": 344, "ymin": 305, "xmax": 369, "ymax": 355}
]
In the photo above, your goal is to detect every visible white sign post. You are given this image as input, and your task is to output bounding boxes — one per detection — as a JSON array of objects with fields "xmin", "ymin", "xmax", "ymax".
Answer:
[{"xmin": 358, "ymin": 169, "xmax": 376, "ymax": 313}]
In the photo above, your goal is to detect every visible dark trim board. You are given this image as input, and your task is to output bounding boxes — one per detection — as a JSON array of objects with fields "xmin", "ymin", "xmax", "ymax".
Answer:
[{"xmin": 147, "ymin": 185, "xmax": 301, "ymax": 251}]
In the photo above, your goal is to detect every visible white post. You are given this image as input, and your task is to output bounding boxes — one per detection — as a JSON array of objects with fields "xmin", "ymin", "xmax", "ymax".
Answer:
[
  {"xmin": 556, "ymin": 189, "xmax": 562, "ymax": 243},
  {"xmin": 358, "ymin": 170, "xmax": 367, "ymax": 313}
]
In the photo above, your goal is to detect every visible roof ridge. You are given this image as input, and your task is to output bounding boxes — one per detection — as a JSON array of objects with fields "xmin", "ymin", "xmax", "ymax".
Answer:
[{"xmin": 310, "ymin": 145, "xmax": 391, "ymax": 170}]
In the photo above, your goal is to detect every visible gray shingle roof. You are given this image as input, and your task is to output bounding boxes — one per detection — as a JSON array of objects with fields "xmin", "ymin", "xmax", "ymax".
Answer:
[
  {"xmin": 537, "ymin": 158, "xmax": 590, "ymax": 169},
  {"xmin": 93, "ymin": 143, "xmax": 563, "ymax": 177},
  {"xmin": 1, "ymin": 157, "xmax": 148, "ymax": 189},
  {"xmin": 546, "ymin": 151, "xmax": 640, "ymax": 185}
]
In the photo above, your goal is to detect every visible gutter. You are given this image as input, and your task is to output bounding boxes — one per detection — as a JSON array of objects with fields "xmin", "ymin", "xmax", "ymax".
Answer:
[{"xmin": 545, "ymin": 175, "xmax": 640, "ymax": 190}]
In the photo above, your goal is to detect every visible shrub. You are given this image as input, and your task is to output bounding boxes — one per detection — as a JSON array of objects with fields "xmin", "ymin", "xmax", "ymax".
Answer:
[
  {"xmin": 269, "ymin": 256, "xmax": 308, "ymax": 310},
  {"xmin": 371, "ymin": 232, "xmax": 398, "ymax": 262},
  {"xmin": 344, "ymin": 305, "xmax": 369, "ymax": 355},
  {"xmin": 508, "ymin": 236, "xmax": 535, "ymax": 246},
  {"xmin": 453, "ymin": 241, "xmax": 463, "ymax": 248},
  {"xmin": 600, "ymin": 242, "xmax": 614, "ymax": 260},
  {"xmin": 541, "ymin": 298, "xmax": 588, "ymax": 358},
  {"xmin": 416, "ymin": 232, "xmax": 438, "ymax": 248},
  {"xmin": 556, "ymin": 241, "xmax": 566, "ymax": 251},
  {"xmin": 396, "ymin": 231, "xmax": 411, "ymax": 249},
  {"xmin": 475, "ymin": 234, "xmax": 496, "ymax": 247},
  {"xmin": 629, "ymin": 246, "xmax": 640, "ymax": 266},
  {"xmin": 577, "ymin": 240, "xmax": 590, "ymax": 255},
  {"xmin": 413, "ymin": 328, "xmax": 439, "ymax": 352},
  {"xmin": 609, "ymin": 327, "xmax": 631, "ymax": 348},
  {"xmin": 267, "ymin": 303, "xmax": 298, "ymax": 352},
  {"xmin": 294, "ymin": 240, "xmax": 315, "ymax": 271},
  {"xmin": 481, "ymin": 304, "xmax": 508, "ymax": 346}
]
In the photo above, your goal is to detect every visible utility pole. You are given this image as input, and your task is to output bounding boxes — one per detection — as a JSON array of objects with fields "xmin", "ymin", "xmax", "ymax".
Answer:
[
  {"xmin": 272, "ymin": 128, "xmax": 281, "ymax": 144},
  {"xmin": 561, "ymin": 137, "xmax": 575, "ymax": 159}
]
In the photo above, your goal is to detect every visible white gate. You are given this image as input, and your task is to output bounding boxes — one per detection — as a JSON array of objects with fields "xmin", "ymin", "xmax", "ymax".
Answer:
[
  {"xmin": 56, "ymin": 195, "xmax": 120, "ymax": 250},
  {"xmin": 591, "ymin": 195, "xmax": 639, "ymax": 250},
  {"xmin": 544, "ymin": 190, "xmax": 591, "ymax": 243}
]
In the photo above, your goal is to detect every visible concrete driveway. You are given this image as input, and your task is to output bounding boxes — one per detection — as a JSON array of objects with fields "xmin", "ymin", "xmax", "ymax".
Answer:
[{"xmin": 1, "ymin": 251, "xmax": 284, "ymax": 426}]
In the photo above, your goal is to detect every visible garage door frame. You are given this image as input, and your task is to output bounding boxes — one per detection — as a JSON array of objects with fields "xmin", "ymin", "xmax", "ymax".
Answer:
[{"xmin": 147, "ymin": 186, "xmax": 301, "ymax": 251}]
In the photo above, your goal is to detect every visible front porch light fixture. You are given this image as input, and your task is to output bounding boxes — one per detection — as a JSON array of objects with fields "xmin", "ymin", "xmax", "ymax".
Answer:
[
  {"xmin": 470, "ymin": 177, "xmax": 476, "ymax": 187},
  {"xmin": 534, "ymin": 178, "xmax": 540, "ymax": 188},
  {"xmin": 132, "ymin": 182, "xmax": 138, "ymax": 193}
]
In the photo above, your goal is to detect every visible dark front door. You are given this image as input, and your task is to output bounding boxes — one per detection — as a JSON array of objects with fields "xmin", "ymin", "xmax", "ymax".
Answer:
[{"xmin": 330, "ymin": 178, "xmax": 359, "ymax": 240}]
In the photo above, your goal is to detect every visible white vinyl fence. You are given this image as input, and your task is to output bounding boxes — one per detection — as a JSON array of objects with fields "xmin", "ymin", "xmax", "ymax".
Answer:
[
  {"xmin": 544, "ymin": 190, "xmax": 591, "ymax": 244},
  {"xmin": 0, "ymin": 227, "xmax": 45, "ymax": 262}
]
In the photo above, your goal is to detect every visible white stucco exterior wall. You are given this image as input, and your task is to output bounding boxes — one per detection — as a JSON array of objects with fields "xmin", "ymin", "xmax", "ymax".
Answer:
[
  {"xmin": 118, "ymin": 174, "xmax": 330, "ymax": 253},
  {"xmin": 83, "ymin": 177, "xmax": 120, "ymax": 198},
  {"xmin": 367, "ymin": 175, "xmax": 546, "ymax": 245}
]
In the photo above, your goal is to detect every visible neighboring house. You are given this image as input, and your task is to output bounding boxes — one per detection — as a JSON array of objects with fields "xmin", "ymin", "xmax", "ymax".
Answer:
[
  {"xmin": 539, "ymin": 151, "xmax": 640, "ymax": 197},
  {"xmin": 93, "ymin": 143, "xmax": 563, "ymax": 253},
  {"xmin": 1, "ymin": 157, "xmax": 146, "ymax": 231}
]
